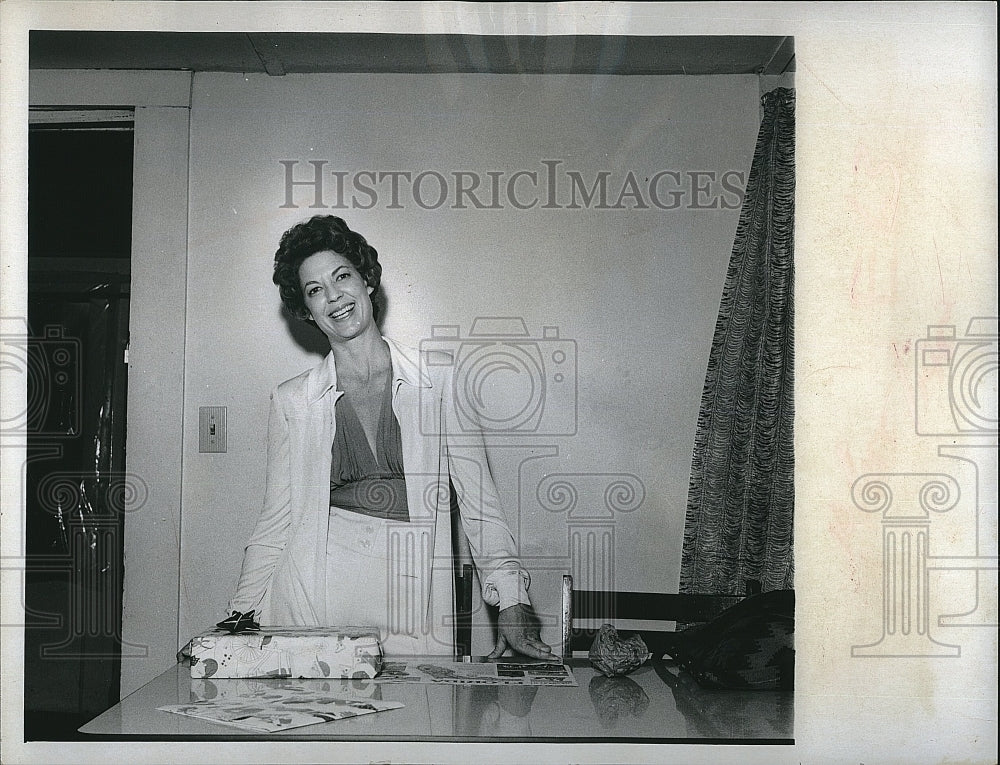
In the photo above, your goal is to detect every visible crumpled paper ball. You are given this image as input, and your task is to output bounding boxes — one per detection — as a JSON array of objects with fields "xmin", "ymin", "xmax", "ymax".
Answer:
[{"xmin": 588, "ymin": 624, "xmax": 652, "ymax": 677}]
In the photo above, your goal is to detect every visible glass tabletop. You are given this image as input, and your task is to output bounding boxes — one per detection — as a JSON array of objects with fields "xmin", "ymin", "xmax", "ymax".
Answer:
[{"xmin": 80, "ymin": 657, "xmax": 793, "ymax": 742}]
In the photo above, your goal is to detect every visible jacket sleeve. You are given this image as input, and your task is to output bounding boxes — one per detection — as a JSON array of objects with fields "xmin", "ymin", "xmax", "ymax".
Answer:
[
  {"xmin": 227, "ymin": 389, "xmax": 292, "ymax": 617},
  {"xmin": 443, "ymin": 386, "xmax": 532, "ymax": 612}
]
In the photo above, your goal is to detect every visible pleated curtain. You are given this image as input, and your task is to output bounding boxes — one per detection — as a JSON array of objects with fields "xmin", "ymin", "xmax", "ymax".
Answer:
[{"xmin": 680, "ymin": 87, "xmax": 795, "ymax": 595}]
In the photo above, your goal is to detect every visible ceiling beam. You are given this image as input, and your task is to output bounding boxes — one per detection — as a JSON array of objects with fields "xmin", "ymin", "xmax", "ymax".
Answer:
[
  {"xmin": 762, "ymin": 36, "xmax": 795, "ymax": 75},
  {"xmin": 247, "ymin": 33, "xmax": 286, "ymax": 76},
  {"xmin": 29, "ymin": 32, "xmax": 792, "ymax": 77}
]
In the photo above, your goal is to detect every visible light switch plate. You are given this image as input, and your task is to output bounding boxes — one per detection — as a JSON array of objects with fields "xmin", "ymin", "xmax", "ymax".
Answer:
[{"xmin": 199, "ymin": 406, "xmax": 227, "ymax": 453}]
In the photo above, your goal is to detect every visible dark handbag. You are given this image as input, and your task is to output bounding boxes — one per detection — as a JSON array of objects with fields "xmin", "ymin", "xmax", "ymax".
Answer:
[{"xmin": 660, "ymin": 589, "xmax": 794, "ymax": 690}]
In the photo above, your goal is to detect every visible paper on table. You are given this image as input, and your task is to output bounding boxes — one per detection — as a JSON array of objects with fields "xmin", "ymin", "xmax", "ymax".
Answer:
[
  {"xmin": 157, "ymin": 687, "xmax": 403, "ymax": 732},
  {"xmin": 374, "ymin": 660, "xmax": 577, "ymax": 686}
]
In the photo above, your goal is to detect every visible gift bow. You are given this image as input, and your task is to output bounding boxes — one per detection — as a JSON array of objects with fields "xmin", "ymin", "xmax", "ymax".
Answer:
[{"xmin": 216, "ymin": 610, "xmax": 261, "ymax": 634}]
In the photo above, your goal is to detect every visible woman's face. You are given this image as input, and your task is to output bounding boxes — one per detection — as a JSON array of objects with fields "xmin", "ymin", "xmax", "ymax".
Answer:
[{"xmin": 298, "ymin": 250, "xmax": 376, "ymax": 345}]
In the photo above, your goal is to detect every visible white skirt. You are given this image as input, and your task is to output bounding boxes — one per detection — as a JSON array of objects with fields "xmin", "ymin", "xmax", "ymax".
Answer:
[{"xmin": 325, "ymin": 505, "xmax": 448, "ymax": 655}]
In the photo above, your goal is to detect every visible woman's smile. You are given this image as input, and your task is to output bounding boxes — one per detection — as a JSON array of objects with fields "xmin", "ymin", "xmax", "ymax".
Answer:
[{"xmin": 328, "ymin": 302, "xmax": 355, "ymax": 321}]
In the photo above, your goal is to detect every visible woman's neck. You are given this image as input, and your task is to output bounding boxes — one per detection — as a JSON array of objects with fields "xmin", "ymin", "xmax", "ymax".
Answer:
[{"xmin": 329, "ymin": 328, "xmax": 391, "ymax": 386}]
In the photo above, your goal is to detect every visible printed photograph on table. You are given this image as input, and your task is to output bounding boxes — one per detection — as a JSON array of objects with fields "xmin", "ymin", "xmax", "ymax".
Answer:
[
  {"xmin": 11, "ymin": 23, "xmax": 795, "ymax": 746},
  {"xmin": 374, "ymin": 660, "xmax": 578, "ymax": 686}
]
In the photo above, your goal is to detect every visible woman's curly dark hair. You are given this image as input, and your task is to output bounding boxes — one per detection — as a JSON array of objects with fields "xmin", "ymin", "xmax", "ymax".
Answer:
[{"xmin": 273, "ymin": 215, "xmax": 383, "ymax": 323}]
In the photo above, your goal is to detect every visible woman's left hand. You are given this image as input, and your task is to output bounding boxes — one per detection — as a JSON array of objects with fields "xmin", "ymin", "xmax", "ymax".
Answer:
[{"xmin": 488, "ymin": 604, "xmax": 558, "ymax": 661}]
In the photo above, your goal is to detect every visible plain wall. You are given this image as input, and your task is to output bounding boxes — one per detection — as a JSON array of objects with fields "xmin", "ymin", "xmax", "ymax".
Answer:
[
  {"xmin": 177, "ymin": 72, "xmax": 759, "ymax": 651},
  {"xmin": 121, "ymin": 104, "xmax": 191, "ymax": 694}
]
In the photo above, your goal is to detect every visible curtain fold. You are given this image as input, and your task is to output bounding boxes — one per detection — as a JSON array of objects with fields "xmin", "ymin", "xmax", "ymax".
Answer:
[{"xmin": 680, "ymin": 87, "xmax": 795, "ymax": 595}]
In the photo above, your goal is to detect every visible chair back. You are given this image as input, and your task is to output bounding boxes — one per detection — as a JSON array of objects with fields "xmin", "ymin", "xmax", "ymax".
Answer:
[
  {"xmin": 560, "ymin": 574, "xmax": 745, "ymax": 658},
  {"xmin": 455, "ymin": 563, "xmax": 475, "ymax": 658}
]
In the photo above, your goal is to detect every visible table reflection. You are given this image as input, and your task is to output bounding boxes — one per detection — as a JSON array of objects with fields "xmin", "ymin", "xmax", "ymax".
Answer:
[
  {"xmin": 652, "ymin": 661, "xmax": 793, "ymax": 739},
  {"xmin": 85, "ymin": 659, "xmax": 793, "ymax": 740},
  {"xmin": 189, "ymin": 677, "xmax": 384, "ymax": 704},
  {"xmin": 182, "ymin": 661, "xmax": 790, "ymax": 740},
  {"xmin": 587, "ymin": 674, "xmax": 651, "ymax": 730},
  {"xmin": 454, "ymin": 685, "xmax": 539, "ymax": 737}
]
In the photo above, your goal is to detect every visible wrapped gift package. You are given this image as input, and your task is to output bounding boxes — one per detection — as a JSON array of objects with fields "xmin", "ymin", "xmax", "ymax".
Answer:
[{"xmin": 180, "ymin": 626, "xmax": 384, "ymax": 679}]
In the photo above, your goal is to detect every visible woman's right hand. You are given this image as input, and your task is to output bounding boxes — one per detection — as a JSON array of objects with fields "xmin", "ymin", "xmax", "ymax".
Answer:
[{"xmin": 488, "ymin": 604, "xmax": 557, "ymax": 661}]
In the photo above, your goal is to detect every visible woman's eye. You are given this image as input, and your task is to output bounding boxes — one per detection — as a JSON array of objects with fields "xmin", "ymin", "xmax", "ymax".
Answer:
[
  {"xmin": 336, "ymin": 272, "xmax": 351, "ymax": 281},
  {"xmin": 307, "ymin": 286, "xmax": 321, "ymax": 296}
]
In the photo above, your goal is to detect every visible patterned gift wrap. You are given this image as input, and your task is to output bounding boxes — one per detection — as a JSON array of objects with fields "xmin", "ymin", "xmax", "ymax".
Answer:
[{"xmin": 180, "ymin": 626, "xmax": 384, "ymax": 679}]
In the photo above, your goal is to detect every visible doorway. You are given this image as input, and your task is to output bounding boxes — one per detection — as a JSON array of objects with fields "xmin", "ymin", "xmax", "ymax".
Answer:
[{"xmin": 23, "ymin": 117, "xmax": 133, "ymax": 740}]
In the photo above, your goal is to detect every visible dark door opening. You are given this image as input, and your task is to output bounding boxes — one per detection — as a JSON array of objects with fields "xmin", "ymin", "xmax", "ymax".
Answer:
[{"xmin": 23, "ymin": 121, "xmax": 133, "ymax": 741}]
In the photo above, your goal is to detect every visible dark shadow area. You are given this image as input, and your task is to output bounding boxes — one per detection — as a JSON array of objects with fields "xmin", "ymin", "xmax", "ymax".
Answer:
[
  {"xmin": 24, "ymin": 124, "xmax": 132, "ymax": 740},
  {"xmin": 24, "ymin": 711, "xmax": 93, "ymax": 742}
]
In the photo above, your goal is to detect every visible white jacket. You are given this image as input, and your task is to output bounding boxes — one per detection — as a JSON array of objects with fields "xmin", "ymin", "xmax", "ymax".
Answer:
[{"xmin": 228, "ymin": 337, "xmax": 530, "ymax": 654}]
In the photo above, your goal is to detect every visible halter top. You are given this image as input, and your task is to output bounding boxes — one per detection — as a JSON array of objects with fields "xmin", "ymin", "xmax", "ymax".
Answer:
[{"xmin": 329, "ymin": 374, "xmax": 410, "ymax": 522}]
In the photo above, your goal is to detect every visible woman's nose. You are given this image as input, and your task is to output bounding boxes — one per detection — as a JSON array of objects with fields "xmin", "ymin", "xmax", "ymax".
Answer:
[{"xmin": 325, "ymin": 284, "xmax": 343, "ymax": 301}]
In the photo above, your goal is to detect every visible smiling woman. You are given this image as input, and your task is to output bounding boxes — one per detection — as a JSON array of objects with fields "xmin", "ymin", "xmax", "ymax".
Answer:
[{"xmin": 224, "ymin": 215, "xmax": 554, "ymax": 660}]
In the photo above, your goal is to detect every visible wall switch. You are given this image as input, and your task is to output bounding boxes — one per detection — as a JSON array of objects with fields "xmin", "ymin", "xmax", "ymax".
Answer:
[{"xmin": 199, "ymin": 406, "xmax": 227, "ymax": 453}]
